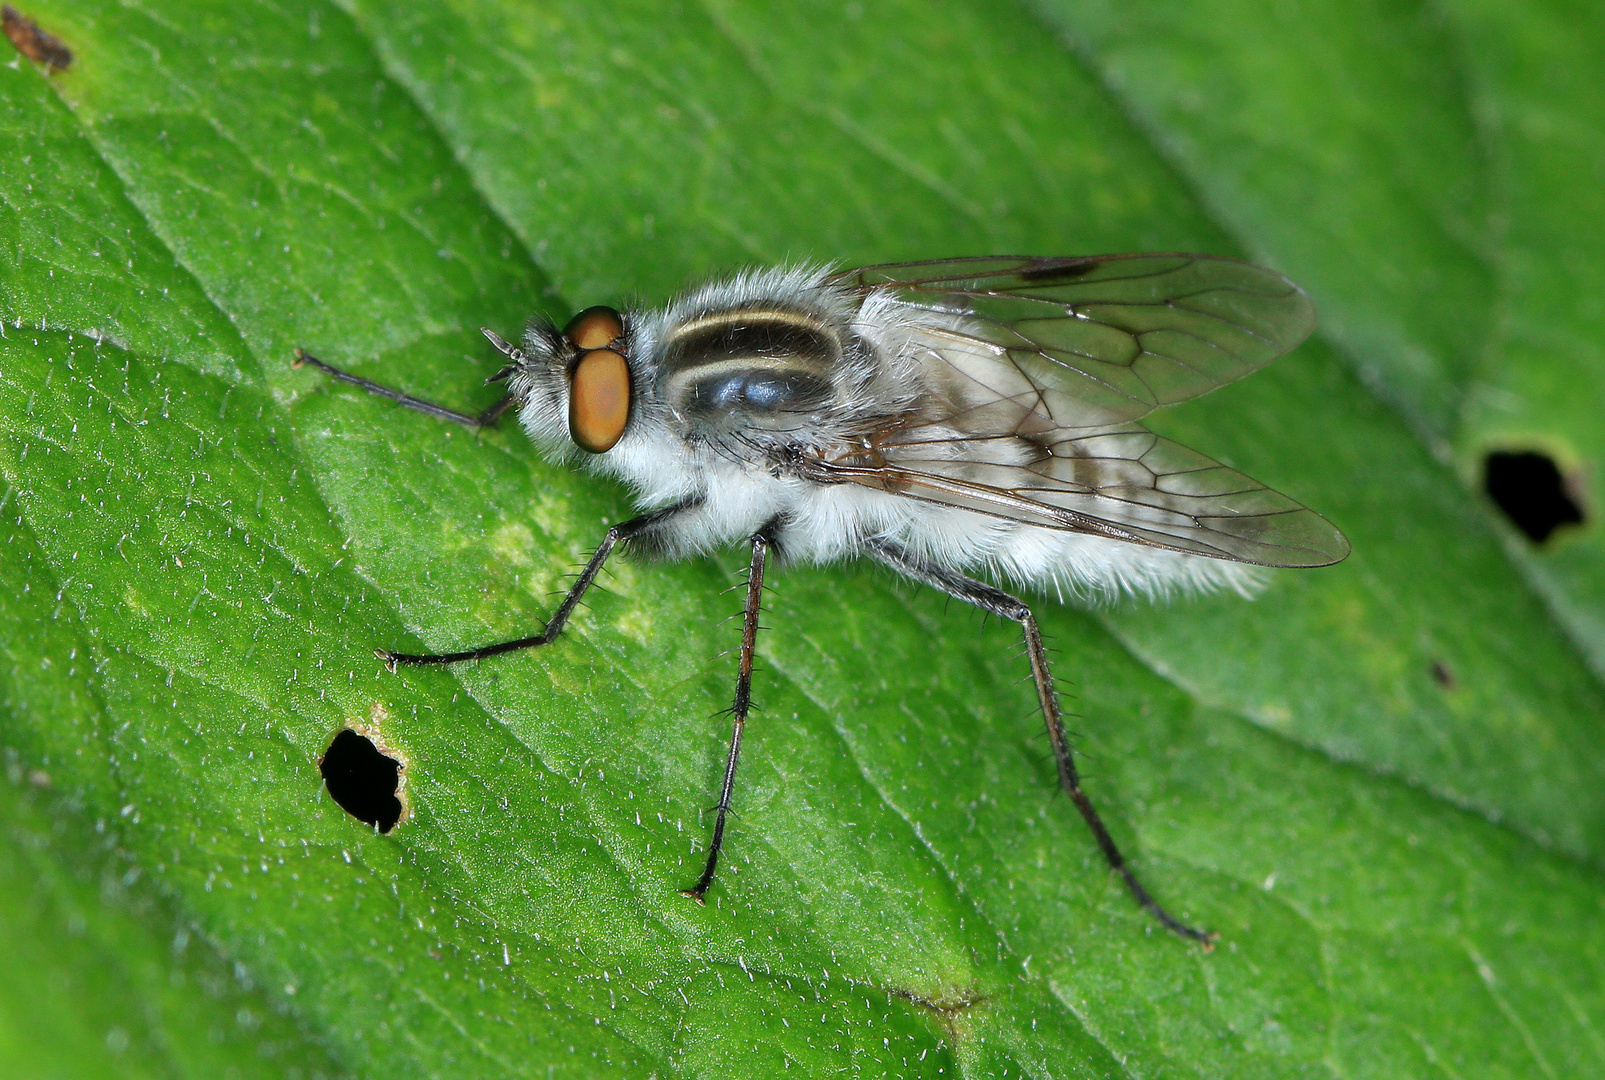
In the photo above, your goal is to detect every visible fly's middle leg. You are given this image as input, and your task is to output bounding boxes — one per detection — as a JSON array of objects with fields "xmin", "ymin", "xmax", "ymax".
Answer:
[
  {"xmin": 374, "ymin": 499, "xmax": 701, "ymax": 668},
  {"xmin": 683, "ymin": 522, "xmax": 777, "ymax": 902}
]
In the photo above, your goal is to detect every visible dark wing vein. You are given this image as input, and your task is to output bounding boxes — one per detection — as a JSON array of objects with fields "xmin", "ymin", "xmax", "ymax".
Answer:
[
  {"xmin": 818, "ymin": 255, "xmax": 1344, "ymax": 566},
  {"xmin": 834, "ymin": 253, "xmax": 1315, "ymax": 428},
  {"xmin": 822, "ymin": 425, "xmax": 1347, "ymax": 567}
]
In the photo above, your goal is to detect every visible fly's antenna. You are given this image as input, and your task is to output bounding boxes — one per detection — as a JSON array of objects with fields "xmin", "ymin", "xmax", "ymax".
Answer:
[{"xmin": 481, "ymin": 327, "xmax": 526, "ymax": 383}]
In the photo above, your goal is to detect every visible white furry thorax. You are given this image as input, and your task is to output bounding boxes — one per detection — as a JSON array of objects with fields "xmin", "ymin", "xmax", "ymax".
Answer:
[{"xmin": 503, "ymin": 264, "xmax": 1261, "ymax": 603}]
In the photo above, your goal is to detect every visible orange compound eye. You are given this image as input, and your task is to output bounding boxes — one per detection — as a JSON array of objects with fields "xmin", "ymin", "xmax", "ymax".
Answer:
[
  {"xmin": 568, "ymin": 349, "xmax": 631, "ymax": 453},
  {"xmin": 564, "ymin": 305, "xmax": 624, "ymax": 352}
]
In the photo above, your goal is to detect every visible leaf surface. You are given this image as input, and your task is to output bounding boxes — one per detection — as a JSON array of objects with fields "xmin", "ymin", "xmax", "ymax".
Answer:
[{"xmin": 1, "ymin": 0, "xmax": 1602, "ymax": 1076}]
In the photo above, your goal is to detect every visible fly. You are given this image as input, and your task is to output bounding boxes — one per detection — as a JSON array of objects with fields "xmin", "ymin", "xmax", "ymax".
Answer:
[{"xmin": 293, "ymin": 255, "xmax": 1350, "ymax": 944}]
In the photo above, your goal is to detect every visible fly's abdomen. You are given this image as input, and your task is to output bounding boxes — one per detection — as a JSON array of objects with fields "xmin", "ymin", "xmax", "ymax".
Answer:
[{"xmin": 660, "ymin": 306, "xmax": 844, "ymax": 431}]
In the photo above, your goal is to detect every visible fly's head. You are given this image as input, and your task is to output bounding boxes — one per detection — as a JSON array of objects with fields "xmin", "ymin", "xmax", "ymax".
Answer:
[{"xmin": 492, "ymin": 304, "xmax": 647, "ymax": 461}]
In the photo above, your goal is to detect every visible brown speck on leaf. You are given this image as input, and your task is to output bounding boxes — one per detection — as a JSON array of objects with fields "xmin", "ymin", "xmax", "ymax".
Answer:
[
  {"xmin": 3, "ymin": 5, "xmax": 72, "ymax": 73},
  {"xmin": 888, "ymin": 985, "xmax": 984, "ymax": 1049}
]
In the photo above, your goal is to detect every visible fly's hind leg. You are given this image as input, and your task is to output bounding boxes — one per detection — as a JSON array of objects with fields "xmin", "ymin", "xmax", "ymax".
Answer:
[
  {"xmin": 291, "ymin": 326, "xmax": 527, "ymax": 428},
  {"xmin": 867, "ymin": 537, "xmax": 1213, "ymax": 945}
]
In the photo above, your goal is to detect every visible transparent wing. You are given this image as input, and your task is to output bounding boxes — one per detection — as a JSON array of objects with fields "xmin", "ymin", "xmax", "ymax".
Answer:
[
  {"xmin": 831, "ymin": 254, "xmax": 1316, "ymax": 429},
  {"xmin": 816, "ymin": 426, "xmax": 1348, "ymax": 567}
]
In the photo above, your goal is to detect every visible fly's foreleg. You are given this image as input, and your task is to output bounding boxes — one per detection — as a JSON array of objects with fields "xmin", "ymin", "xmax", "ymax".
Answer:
[{"xmin": 292, "ymin": 329, "xmax": 523, "ymax": 428}]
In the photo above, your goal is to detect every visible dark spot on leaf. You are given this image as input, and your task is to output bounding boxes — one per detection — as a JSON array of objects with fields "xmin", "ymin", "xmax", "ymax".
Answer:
[
  {"xmin": 319, "ymin": 729, "xmax": 403, "ymax": 833},
  {"xmin": 3, "ymin": 5, "xmax": 72, "ymax": 73},
  {"xmin": 1429, "ymin": 659, "xmax": 1456, "ymax": 690},
  {"xmin": 887, "ymin": 985, "xmax": 984, "ymax": 1047},
  {"xmin": 1482, "ymin": 450, "xmax": 1585, "ymax": 544},
  {"xmin": 892, "ymin": 987, "xmax": 981, "ymax": 1016}
]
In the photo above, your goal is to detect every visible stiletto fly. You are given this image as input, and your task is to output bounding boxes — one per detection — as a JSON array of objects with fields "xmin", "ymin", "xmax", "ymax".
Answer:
[{"xmin": 294, "ymin": 255, "xmax": 1349, "ymax": 944}]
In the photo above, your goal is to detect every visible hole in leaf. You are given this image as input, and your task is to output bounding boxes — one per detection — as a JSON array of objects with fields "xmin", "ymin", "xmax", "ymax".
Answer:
[
  {"xmin": 1482, "ymin": 450, "xmax": 1585, "ymax": 544},
  {"xmin": 319, "ymin": 729, "xmax": 403, "ymax": 833}
]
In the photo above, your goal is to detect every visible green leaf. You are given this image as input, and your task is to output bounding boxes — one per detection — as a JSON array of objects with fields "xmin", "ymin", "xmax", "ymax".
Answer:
[
  {"xmin": 1028, "ymin": 0, "xmax": 1605, "ymax": 677},
  {"xmin": 0, "ymin": 768, "xmax": 348, "ymax": 1079},
  {"xmin": 2, "ymin": 0, "xmax": 1602, "ymax": 1077}
]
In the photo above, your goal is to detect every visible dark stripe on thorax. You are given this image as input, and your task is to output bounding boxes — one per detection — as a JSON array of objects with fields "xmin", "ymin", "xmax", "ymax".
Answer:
[
  {"xmin": 660, "ymin": 308, "xmax": 844, "ymax": 419},
  {"xmin": 660, "ymin": 307, "xmax": 842, "ymax": 374}
]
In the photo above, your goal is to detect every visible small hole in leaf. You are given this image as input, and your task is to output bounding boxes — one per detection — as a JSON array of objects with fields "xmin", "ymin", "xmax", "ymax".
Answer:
[
  {"xmin": 1483, "ymin": 450, "xmax": 1585, "ymax": 544},
  {"xmin": 320, "ymin": 729, "xmax": 403, "ymax": 833}
]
